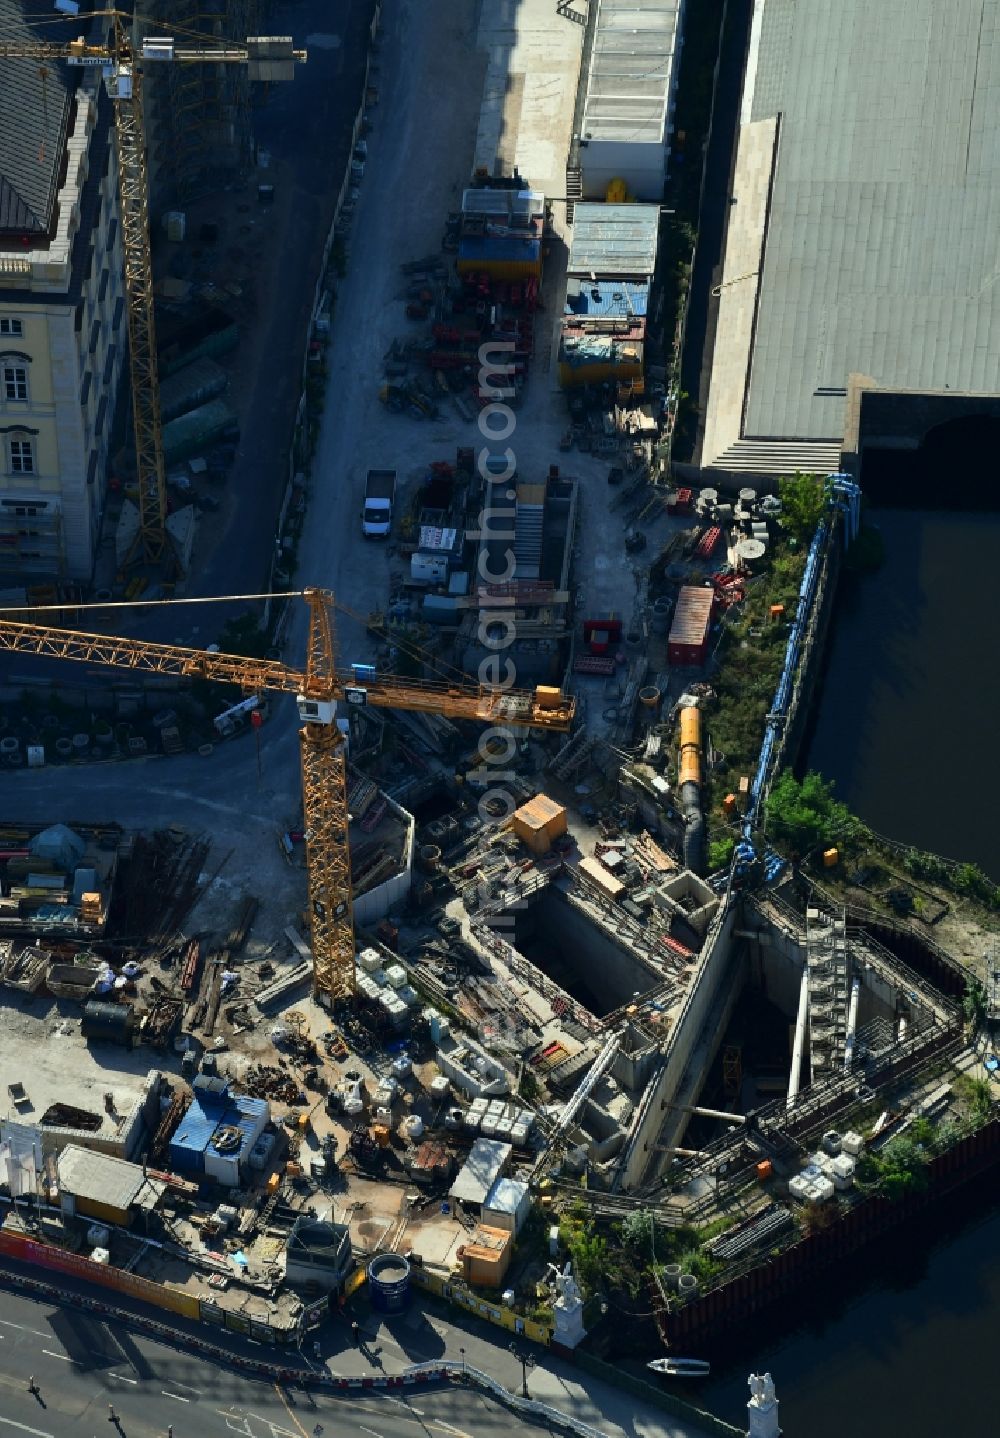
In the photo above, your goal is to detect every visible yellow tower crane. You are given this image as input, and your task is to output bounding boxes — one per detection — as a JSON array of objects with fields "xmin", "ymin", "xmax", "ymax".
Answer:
[
  {"xmin": 0, "ymin": 13, "xmax": 306, "ymax": 568},
  {"xmin": 0, "ymin": 589, "xmax": 576, "ymax": 1005}
]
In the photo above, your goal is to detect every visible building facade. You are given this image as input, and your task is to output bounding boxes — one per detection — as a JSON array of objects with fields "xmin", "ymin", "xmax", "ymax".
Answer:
[{"xmin": 0, "ymin": 3, "xmax": 125, "ymax": 582}]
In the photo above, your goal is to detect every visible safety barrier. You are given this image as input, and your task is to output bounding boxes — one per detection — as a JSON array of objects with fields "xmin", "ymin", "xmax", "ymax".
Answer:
[
  {"xmin": 409, "ymin": 1261, "xmax": 553, "ymax": 1345},
  {"xmin": 0, "ymin": 1268, "xmax": 734, "ymax": 1438},
  {"xmin": 0, "ymin": 1229, "xmax": 200, "ymax": 1322}
]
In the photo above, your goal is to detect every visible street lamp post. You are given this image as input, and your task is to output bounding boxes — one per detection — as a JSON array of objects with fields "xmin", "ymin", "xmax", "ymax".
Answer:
[{"xmin": 509, "ymin": 1341, "xmax": 535, "ymax": 1398}]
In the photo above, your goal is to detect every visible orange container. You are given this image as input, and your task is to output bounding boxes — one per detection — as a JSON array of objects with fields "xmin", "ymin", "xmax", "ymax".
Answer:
[
  {"xmin": 723, "ymin": 793, "xmax": 738, "ymax": 817},
  {"xmin": 756, "ymin": 1160, "xmax": 773, "ymax": 1182}
]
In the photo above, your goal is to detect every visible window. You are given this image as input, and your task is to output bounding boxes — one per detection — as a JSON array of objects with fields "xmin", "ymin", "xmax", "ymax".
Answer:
[
  {"xmin": 3, "ymin": 365, "xmax": 28, "ymax": 401},
  {"xmin": 95, "ymin": 395, "xmax": 108, "ymax": 437},
  {"xmin": 80, "ymin": 371, "xmax": 92, "ymax": 406},
  {"xmin": 9, "ymin": 439, "xmax": 34, "ymax": 474},
  {"xmin": 0, "ymin": 319, "xmax": 23, "ymax": 338},
  {"xmin": 103, "ymin": 344, "xmax": 116, "ymax": 386},
  {"xmin": 89, "ymin": 319, "xmax": 101, "ymax": 355},
  {"xmin": 107, "ymin": 216, "xmax": 118, "ymax": 251},
  {"xmin": 98, "ymin": 268, "xmax": 109, "ymax": 304},
  {"xmin": 112, "ymin": 297, "xmax": 124, "ymax": 331}
]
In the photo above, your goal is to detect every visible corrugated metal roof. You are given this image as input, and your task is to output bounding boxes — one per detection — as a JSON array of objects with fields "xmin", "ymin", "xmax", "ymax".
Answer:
[
  {"xmin": 171, "ymin": 1088, "xmax": 231, "ymax": 1155},
  {"xmin": 458, "ymin": 234, "xmax": 541, "ymax": 264},
  {"xmin": 58, "ymin": 1145, "xmax": 164, "ymax": 1212},
  {"xmin": 669, "ymin": 586, "xmax": 714, "ymax": 645},
  {"xmin": 449, "ymin": 1138, "xmax": 511, "ymax": 1206},
  {"xmin": 483, "ymin": 1177, "xmax": 530, "ymax": 1214},
  {"xmin": 739, "ymin": 0, "xmax": 1000, "ymax": 442},
  {"xmin": 565, "ymin": 278, "xmax": 649, "ymax": 321},
  {"xmin": 567, "ymin": 205, "xmax": 660, "ymax": 278},
  {"xmin": 0, "ymin": 0, "xmax": 83, "ymax": 234},
  {"xmin": 580, "ymin": 0, "xmax": 682, "ymax": 145},
  {"xmin": 170, "ymin": 1112, "xmax": 217, "ymax": 1154}
]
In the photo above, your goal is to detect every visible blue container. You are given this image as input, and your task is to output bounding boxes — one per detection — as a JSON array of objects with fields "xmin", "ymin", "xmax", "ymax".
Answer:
[{"xmin": 368, "ymin": 1253, "xmax": 411, "ymax": 1313}]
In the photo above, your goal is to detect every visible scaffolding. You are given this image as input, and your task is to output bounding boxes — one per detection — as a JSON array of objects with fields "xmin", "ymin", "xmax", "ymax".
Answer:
[{"xmin": 136, "ymin": 0, "xmax": 262, "ymax": 208}]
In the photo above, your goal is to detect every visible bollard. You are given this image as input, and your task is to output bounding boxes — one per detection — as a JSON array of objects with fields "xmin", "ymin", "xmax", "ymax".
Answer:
[{"xmin": 108, "ymin": 1402, "xmax": 117, "ymax": 1422}]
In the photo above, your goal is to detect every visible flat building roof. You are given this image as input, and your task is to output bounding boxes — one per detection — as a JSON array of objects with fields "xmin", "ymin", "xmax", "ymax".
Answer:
[
  {"xmin": 580, "ymin": 0, "xmax": 682, "ymax": 145},
  {"xmin": 58, "ymin": 1145, "xmax": 164, "ymax": 1213},
  {"xmin": 733, "ymin": 0, "xmax": 1000, "ymax": 445},
  {"xmin": 567, "ymin": 204, "xmax": 660, "ymax": 278}
]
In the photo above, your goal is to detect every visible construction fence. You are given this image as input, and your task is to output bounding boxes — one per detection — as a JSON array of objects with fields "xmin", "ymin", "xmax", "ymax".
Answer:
[
  {"xmin": 0, "ymin": 1229, "xmax": 199, "ymax": 1322},
  {"xmin": 409, "ymin": 1265, "xmax": 553, "ymax": 1346},
  {"xmin": 0, "ymin": 1229, "xmax": 298, "ymax": 1344}
]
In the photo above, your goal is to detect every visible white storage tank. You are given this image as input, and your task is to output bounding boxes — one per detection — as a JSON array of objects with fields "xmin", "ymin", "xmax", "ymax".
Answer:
[
  {"xmin": 392, "ymin": 1056, "xmax": 412, "ymax": 1080},
  {"xmin": 830, "ymin": 1154, "xmax": 855, "ymax": 1190},
  {"xmin": 397, "ymin": 985, "xmax": 419, "ymax": 1007},
  {"xmin": 841, "ymin": 1130, "xmax": 864, "ymax": 1156},
  {"xmin": 359, "ymin": 948, "xmax": 382, "ymax": 973},
  {"xmin": 813, "ymin": 1176, "xmax": 836, "ymax": 1202},
  {"xmin": 402, "ymin": 1114, "xmax": 424, "ymax": 1142},
  {"xmin": 385, "ymin": 964, "xmax": 407, "ymax": 990},
  {"xmin": 430, "ymin": 1075, "xmax": 451, "ymax": 1099},
  {"xmin": 822, "ymin": 1130, "xmax": 842, "ymax": 1155}
]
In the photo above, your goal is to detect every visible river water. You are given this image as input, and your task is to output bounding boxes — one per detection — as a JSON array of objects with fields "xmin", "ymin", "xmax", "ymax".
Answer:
[
  {"xmin": 698, "ymin": 1186, "xmax": 1000, "ymax": 1435},
  {"xmin": 692, "ymin": 507, "xmax": 1000, "ymax": 1432},
  {"xmin": 805, "ymin": 509, "xmax": 1000, "ymax": 879}
]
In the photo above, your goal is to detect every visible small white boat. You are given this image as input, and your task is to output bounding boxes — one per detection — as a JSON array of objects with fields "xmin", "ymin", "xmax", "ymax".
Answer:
[{"xmin": 647, "ymin": 1356, "xmax": 711, "ymax": 1379}]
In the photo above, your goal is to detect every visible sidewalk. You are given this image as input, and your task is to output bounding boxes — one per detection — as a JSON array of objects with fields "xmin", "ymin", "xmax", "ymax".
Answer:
[{"xmin": 326, "ymin": 1291, "xmax": 738, "ymax": 1438}]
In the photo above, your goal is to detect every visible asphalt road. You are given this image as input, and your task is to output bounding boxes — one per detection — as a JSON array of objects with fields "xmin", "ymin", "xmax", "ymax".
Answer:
[{"xmin": 0, "ymin": 1284, "xmax": 549, "ymax": 1438}]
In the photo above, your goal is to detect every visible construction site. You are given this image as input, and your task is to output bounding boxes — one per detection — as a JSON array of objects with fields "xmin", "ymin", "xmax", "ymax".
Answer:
[{"xmin": 0, "ymin": 0, "xmax": 999, "ymax": 1381}]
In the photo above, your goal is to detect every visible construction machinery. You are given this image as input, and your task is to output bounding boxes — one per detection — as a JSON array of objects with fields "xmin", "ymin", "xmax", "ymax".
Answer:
[
  {"xmin": 0, "ymin": 588, "xmax": 575, "ymax": 1007},
  {"xmin": 0, "ymin": 13, "xmax": 305, "ymax": 569}
]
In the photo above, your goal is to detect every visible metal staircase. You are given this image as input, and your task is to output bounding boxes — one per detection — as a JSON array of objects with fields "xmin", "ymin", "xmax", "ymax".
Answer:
[
  {"xmin": 514, "ymin": 501, "xmax": 544, "ymax": 579},
  {"xmin": 556, "ymin": 0, "xmax": 587, "ymax": 24},
  {"xmin": 805, "ymin": 909, "xmax": 849, "ymax": 1079}
]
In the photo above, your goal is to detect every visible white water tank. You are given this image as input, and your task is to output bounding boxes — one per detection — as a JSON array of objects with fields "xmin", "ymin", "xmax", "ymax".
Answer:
[
  {"xmin": 830, "ymin": 1154, "xmax": 855, "ymax": 1190},
  {"xmin": 359, "ymin": 948, "xmax": 381, "ymax": 973},
  {"xmin": 402, "ymin": 1114, "xmax": 424, "ymax": 1141},
  {"xmin": 385, "ymin": 965, "xmax": 407, "ymax": 989},
  {"xmin": 430, "ymin": 1075, "xmax": 450, "ymax": 1099},
  {"xmin": 841, "ymin": 1130, "xmax": 864, "ymax": 1156},
  {"xmin": 392, "ymin": 1057, "xmax": 412, "ymax": 1080}
]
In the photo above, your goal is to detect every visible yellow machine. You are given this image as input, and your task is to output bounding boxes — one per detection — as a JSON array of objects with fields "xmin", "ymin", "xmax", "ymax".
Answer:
[
  {"xmin": 0, "ymin": 589, "xmax": 575, "ymax": 1007},
  {"xmin": 0, "ymin": 15, "xmax": 305, "ymax": 566},
  {"xmin": 678, "ymin": 704, "xmax": 701, "ymax": 788}
]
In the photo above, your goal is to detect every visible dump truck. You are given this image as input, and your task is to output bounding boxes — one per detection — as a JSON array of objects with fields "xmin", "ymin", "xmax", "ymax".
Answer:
[{"xmin": 361, "ymin": 469, "xmax": 396, "ymax": 538}]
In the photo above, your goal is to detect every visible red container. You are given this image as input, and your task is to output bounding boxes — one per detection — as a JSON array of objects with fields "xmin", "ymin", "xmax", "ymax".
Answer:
[{"xmin": 668, "ymin": 585, "xmax": 714, "ymax": 666}]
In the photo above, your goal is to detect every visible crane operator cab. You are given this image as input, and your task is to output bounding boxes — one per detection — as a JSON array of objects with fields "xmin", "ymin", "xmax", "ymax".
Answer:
[{"xmin": 297, "ymin": 696, "xmax": 338, "ymax": 725}]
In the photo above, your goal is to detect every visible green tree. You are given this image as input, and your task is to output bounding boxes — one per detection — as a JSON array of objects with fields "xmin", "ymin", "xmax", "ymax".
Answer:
[
  {"xmin": 708, "ymin": 836, "xmax": 735, "ymax": 871},
  {"xmin": 620, "ymin": 1209, "xmax": 659, "ymax": 1259},
  {"xmin": 569, "ymin": 1230, "xmax": 611, "ymax": 1295},
  {"xmin": 778, "ymin": 473, "xmax": 827, "ymax": 542},
  {"xmin": 766, "ymin": 770, "xmax": 865, "ymax": 855}
]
